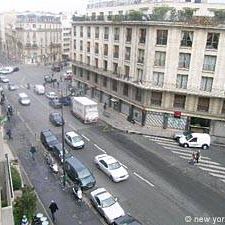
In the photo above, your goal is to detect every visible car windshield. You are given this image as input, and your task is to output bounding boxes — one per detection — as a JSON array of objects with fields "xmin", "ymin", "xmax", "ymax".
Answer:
[
  {"xmin": 117, "ymin": 217, "xmax": 135, "ymax": 224},
  {"xmin": 108, "ymin": 162, "xmax": 121, "ymax": 170},
  {"xmin": 54, "ymin": 114, "xmax": 62, "ymax": 119},
  {"xmin": 186, "ymin": 134, "xmax": 193, "ymax": 141},
  {"xmin": 47, "ymin": 136, "xmax": 57, "ymax": 142},
  {"xmin": 77, "ymin": 168, "xmax": 91, "ymax": 179},
  {"xmin": 101, "ymin": 196, "xmax": 116, "ymax": 208},
  {"xmin": 71, "ymin": 136, "xmax": 82, "ymax": 143},
  {"xmin": 22, "ymin": 97, "xmax": 29, "ymax": 101}
]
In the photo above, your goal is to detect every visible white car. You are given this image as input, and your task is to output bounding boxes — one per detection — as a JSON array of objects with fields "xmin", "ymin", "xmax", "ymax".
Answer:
[
  {"xmin": 90, "ymin": 188, "xmax": 125, "ymax": 224},
  {"xmin": 45, "ymin": 91, "xmax": 58, "ymax": 99},
  {"xmin": 0, "ymin": 76, "xmax": 9, "ymax": 83},
  {"xmin": 94, "ymin": 154, "xmax": 129, "ymax": 182},
  {"xmin": 0, "ymin": 67, "xmax": 14, "ymax": 74},
  {"xmin": 65, "ymin": 131, "xmax": 84, "ymax": 149}
]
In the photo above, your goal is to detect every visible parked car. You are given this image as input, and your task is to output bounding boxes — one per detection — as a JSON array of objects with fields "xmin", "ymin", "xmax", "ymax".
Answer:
[
  {"xmin": 90, "ymin": 188, "xmax": 125, "ymax": 224},
  {"xmin": 40, "ymin": 129, "xmax": 59, "ymax": 151},
  {"xmin": 65, "ymin": 131, "xmax": 84, "ymax": 149},
  {"xmin": 45, "ymin": 91, "xmax": 58, "ymax": 99},
  {"xmin": 49, "ymin": 99, "xmax": 62, "ymax": 109},
  {"xmin": 94, "ymin": 154, "xmax": 129, "ymax": 182},
  {"xmin": 51, "ymin": 65, "xmax": 60, "ymax": 72},
  {"xmin": 13, "ymin": 67, "xmax": 19, "ymax": 72},
  {"xmin": 34, "ymin": 84, "xmax": 45, "ymax": 95},
  {"xmin": 114, "ymin": 215, "xmax": 142, "ymax": 225},
  {"xmin": 18, "ymin": 93, "xmax": 31, "ymax": 105},
  {"xmin": 52, "ymin": 143, "xmax": 72, "ymax": 163},
  {"xmin": 58, "ymin": 96, "xmax": 71, "ymax": 106},
  {"xmin": 0, "ymin": 66, "xmax": 14, "ymax": 74},
  {"xmin": 65, "ymin": 156, "xmax": 96, "ymax": 190},
  {"xmin": 179, "ymin": 133, "xmax": 211, "ymax": 150},
  {"xmin": 49, "ymin": 112, "xmax": 64, "ymax": 126},
  {"xmin": 44, "ymin": 75, "xmax": 52, "ymax": 83},
  {"xmin": 173, "ymin": 130, "xmax": 192, "ymax": 141},
  {"xmin": 8, "ymin": 83, "xmax": 18, "ymax": 91},
  {"xmin": 0, "ymin": 76, "xmax": 9, "ymax": 83}
]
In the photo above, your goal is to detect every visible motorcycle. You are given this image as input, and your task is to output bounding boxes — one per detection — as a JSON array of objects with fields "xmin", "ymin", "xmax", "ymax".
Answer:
[
  {"xmin": 45, "ymin": 153, "xmax": 59, "ymax": 174},
  {"xmin": 72, "ymin": 185, "xmax": 82, "ymax": 202}
]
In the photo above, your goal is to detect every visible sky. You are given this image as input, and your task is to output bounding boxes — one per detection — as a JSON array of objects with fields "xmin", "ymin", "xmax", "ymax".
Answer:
[{"xmin": 0, "ymin": 0, "xmax": 88, "ymax": 14}]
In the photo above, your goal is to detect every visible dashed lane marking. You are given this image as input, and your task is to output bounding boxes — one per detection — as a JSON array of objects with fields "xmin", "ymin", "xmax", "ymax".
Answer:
[
  {"xmin": 171, "ymin": 151, "xmax": 210, "ymax": 160},
  {"xmin": 209, "ymin": 173, "xmax": 225, "ymax": 179},
  {"xmin": 197, "ymin": 163, "xmax": 225, "ymax": 171},
  {"xmin": 120, "ymin": 163, "xmax": 128, "ymax": 169},
  {"xmin": 199, "ymin": 167, "xmax": 225, "ymax": 174},
  {"xmin": 94, "ymin": 144, "xmax": 106, "ymax": 153},
  {"xmin": 133, "ymin": 172, "xmax": 155, "ymax": 187},
  {"xmin": 81, "ymin": 134, "xmax": 90, "ymax": 142}
]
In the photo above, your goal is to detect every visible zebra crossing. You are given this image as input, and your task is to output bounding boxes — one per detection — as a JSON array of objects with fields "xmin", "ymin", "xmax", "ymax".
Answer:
[{"xmin": 145, "ymin": 135, "xmax": 225, "ymax": 183}]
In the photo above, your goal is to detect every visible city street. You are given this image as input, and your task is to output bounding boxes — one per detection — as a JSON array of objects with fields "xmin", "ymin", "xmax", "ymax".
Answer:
[{"xmin": 2, "ymin": 63, "xmax": 225, "ymax": 225}]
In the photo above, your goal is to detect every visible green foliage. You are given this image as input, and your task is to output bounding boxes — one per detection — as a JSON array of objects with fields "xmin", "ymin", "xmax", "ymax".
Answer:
[
  {"xmin": 213, "ymin": 9, "xmax": 225, "ymax": 22},
  {"xmin": 13, "ymin": 186, "xmax": 37, "ymax": 225},
  {"xmin": 178, "ymin": 8, "xmax": 196, "ymax": 22},
  {"xmin": 127, "ymin": 10, "xmax": 144, "ymax": 21},
  {"xmin": 170, "ymin": 8, "xmax": 177, "ymax": 21},
  {"xmin": 151, "ymin": 6, "xmax": 171, "ymax": 20},
  {"xmin": 11, "ymin": 166, "xmax": 22, "ymax": 191}
]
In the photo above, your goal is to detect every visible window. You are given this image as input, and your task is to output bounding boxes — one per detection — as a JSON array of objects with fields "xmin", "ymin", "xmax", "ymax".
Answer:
[
  {"xmin": 79, "ymin": 68, "xmax": 83, "ymax": 77},
  {"xmin": 95, "ymin": 27, "xmax": 99, "ymax": 39},
  {"xmin": 156, "ymin": 30, "xmax": 168, "ymax": 45},
  {"xmin": 154, "ymin": 51, "xmax": 166, "ymax": 67},
  {"xmin": 113, "ymin": 63, "xmax": 118, "ymax": 74},
  {"xmin": 114, "ymin": 27, "xmax": 120, "ymax": 41},
  {"xmin": 206, "ymin": 33, "xmax": 219, "ymax": 50},
  {"xmin": 221, "ymin": 101, "xmax": 225, "ymax": 114},
  {"xmin": 95, "ymin": 58, "xmax": 98, "ymax": 68},
  {"xmin": 103, "ymin": 60, "xmax": 108, "ymax": 71},
  {"xmin": 178, "ymin": 53, "xmax": 191, "ymax": 69},
  {"xmin": 112, "ymin": 80, "xmax": 117, "ymax": 92},
  {"xmin": 203, "ymin": 55, "xmax": 216, "ymax": 72},
  {"xmin": 103, "ymin": 77, "xmax": 107, "ymax": 87},
  {"xmin": 139, "ymin": 28, "xmax": 146, "ymax": 44},
  {"xmin": 137, "ymin": 68, "xmax": 143, "ymax": 83},
  {"xmin": 197, "ymin": 97, "xmax": 209, "ymax": 112},
  {"xmin": 125, "ymin": 47, "xmax": 131, "ymax": 61},
  {"xmin": 151, "ymin": 92, "xmax": 162, "ymax": 106},
  {"xmin": 74, "ymin": 40, "xmax": 76, "ymax": 50},
  {"xmin": 80, "ymin": 40, "xmax": 83, "ymax": 51},
  {"xmin": 124, "ymin": 65, "xmax": 130, "ymax": 77},
  {"xmin": 104, "ymin": 27, "xmax": 109, "ymax": 40},
  {"xmin": 80, "ymin": 26, "xmax": 83, "ymax": 37},
  {"xmin": 200, "ymin": 77, "xmax": 213, "ymax": 92},
  {"xmin": 181, "ymin": 31, "xmax": 193, "ymax": 47},
  {"xmin": 95, "ymin": 43, "xmax": 99, "ymax": 54},
  {"xmin": 87, "ymin": 56, "xmax": 90, "ymax": 65},
  {"xmin": 80, "ymin": 54, "xmax": 83, "ymax": 62},
  {"xmin": 73, "ymin": 27, "xmax": 76, "ymax": 36},
  {"xmin": 135, "ymin": 88, "xmax": 142, "ymax": 102},
  {"xmin": 176, "ymin": 74, "xmax": 188, "ymax": 89},
  {"xmin": 87, "ymin": 71, "xmax": 90, "ymax": 80},
  {"xmin": 126, "ymin": 28, "xmax": 132, "ymax": 42},
  {"xmin": 123, "ymin": 83, "xmax": 129, "ymax": 96},
  {"xmin": 174, "ymin": 95, "xmax": 186, "ymax": 109},
  {"xmin": 87, "ymin": 42, "xmax": 90, "ymax": 52},
  {"xmin": 137, "ymin": 49, "xmax": 144, "ymax": 64},
  {"xmin": 104, "ymin": 44, "xmax": 108, "ymax": 56},
  {"xmin": 153, "ymin": 72, "xmax": 164, "ymax": 87},
  {"xmin": 94, "ymin": 73, "xmax": 98, "ymax": 83},
  {"xmin": 87, "ymin": 26, "xmax": 91, "ymax": 38},
  {"xmin": 113, "ymin": 46, "xmax": 119, "ymax": 58}
]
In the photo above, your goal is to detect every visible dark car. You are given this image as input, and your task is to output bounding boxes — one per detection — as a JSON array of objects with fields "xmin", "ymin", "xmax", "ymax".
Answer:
[
  {"xmin": 13, "ymin": 67, "xmax": 19, "ymax": 72},
  {"xmin": 49, "ymin": 112, "xmax": 64, "ymax": 126},
  {"xmin": 58, "ymin": 96, "xmax": 71, "ymax": 106},
  {"xmin": 49, "ymin": 99, "xmax": 62, "ymax": 109},
  {"xmin": 44, "ymin": 75, "xmax": 52, "ymax": 83},
  {"xmin": 52, "ymin": 143, "xmax": 72, "ymax": 163},
  {"xmin": 40, "ymin": 129, "xmax": 59, "ymax": 150},
  {"xmin": 51, "ymin": 65, "xmax": 60, "ymax": 72},
  {"xmin": 114, "ymin": 215, "xmax": 143, "ymax": 225}
]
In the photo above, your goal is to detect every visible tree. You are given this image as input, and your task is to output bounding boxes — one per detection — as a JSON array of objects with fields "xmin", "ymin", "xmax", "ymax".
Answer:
[
  {"xmin": 13, "ymin": 186, "xmax": 37, "ymax": 225},
  {"xmin": 151, "ymin": 6, "xmax": 171, "ymax": 21},
  {"xmin": 212, "ymin": 9, "xmax": 225, "ymax": 23},
  {"xmin": 127, "ymin": 10, "xmax": 144, "ymax": 21}
]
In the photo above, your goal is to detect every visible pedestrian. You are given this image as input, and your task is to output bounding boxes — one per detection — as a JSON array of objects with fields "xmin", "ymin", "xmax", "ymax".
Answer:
[
  {"xmin": 30, "ymin": 144, "xmax": 37, "ymax": 161},
  {"xmin": 6, "ymin": 129, "xmax": 12, "ymax": 139},
  {"xmin": 103, "ymin": 102, "xmax": 107, "ymax": 110},
  {"xmin": 52, "ymin": 73, "xmax": 54, "ymax": 78},
  {"xmin": 49, "ymin": 200, "xmax": 58, "ymax": 222},
  {"xmin": 7, "ymin": 111, "xmax": 10, "ymax": 122},
  {"xmin": 57, "ymin": 81, "xmax": 59, "ymax": 88},
  {"xmin": 60, "ymin": 76, "xmax": 62, "ymax": 82},
  {"xmin": 195, "ymin": 150, "xmax": 200, "ymax": 163}
]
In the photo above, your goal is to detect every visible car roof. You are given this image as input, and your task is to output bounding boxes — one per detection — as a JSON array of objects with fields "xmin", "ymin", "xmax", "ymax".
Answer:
[
  {"xmin": 97, "ymin": 191, "xmax": 112, "ymax": 202},
  {"xmin": 50, "ymin": 112, "xmax": 61, "ymax": 116},
  {"xmin": 99, "ymin": 154, "xmax": 117, "ymax": 164},
  {"xmin": 66, "ymin": 131, "xmax": 79, "ymax": 137}
]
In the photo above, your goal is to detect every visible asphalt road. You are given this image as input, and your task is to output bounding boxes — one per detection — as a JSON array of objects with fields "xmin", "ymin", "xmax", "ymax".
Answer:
[{"xmin": 2, "ymin": 64, "xmax": 225, "ymax": 225}]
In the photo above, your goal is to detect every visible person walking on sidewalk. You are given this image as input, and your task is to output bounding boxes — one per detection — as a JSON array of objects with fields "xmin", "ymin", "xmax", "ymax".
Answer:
[
  {"xmin": 30, "ymin": 144, "xmax": 37, "ymax": 161},
  {"xmin": 49, "ymin": 200, "xmax": 58, "ymax": 222},
  {"xmin": 6, "ymin": 128, "xmax": 12, "ymax": 139}
]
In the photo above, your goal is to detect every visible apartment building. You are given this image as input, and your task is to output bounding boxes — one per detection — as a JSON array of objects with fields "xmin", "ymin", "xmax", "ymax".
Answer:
[
  {"xmin": 71, "ymin": 17, "xmax": 225, "ymax": 139},
  {"xmin": 15, "ymin": 12, "xmax": 62, "ymax": 64}
]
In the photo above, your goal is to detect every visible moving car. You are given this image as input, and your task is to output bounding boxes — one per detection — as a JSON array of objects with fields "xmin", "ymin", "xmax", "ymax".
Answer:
[
  {"xmin": 40, "ymin": 129, "xmax": 59, "ymax": 151},
  {"xmin": 0, "ymin": 66, "xmax": 14, "ymax": 74},
  {"xmin": 179, "ymin": 133, "xmax": 211, "ymax": 150},
  {"xmin": 0, "ymin": 76, "xmax": 9, "ymax": 83},
  {"xmin": 49, "ymin": 99, "xmax": 62, "ymax": 109},
  {"xmin": 45, "ymin": 91, "xmax": 58, "ymax": 99},
  {"xmin": 114, "ymin": 215, "xmax": 142, "ymax": 225},
  {"xmin": 18, "ymin": 93, "xmax": 31, "ymax": 105},
  {"xmin": 49, "ymin": 112, "xmax": 64, "ymax": 126},
  {"xmin": 59, "ymin": 96, "xmax": 71, "ymax": 106},
  {"xmin": 63, "ymin": 70, "xmax": 73, "ymax": 81},
  {"xmin": 94, "ymin": 154, "xmax": 129, "ymax": 182},
  {"xmin": 173, "ymin": 130, "xmax": 192, "ymax": 141},
  {"xmin": 90, "ymin": 188, "xmax": 125, "ymax": 224},
  {"xmin": 65, "ymin": 156, "xmax": 96, "ymax": 190},
  {"xmin": 34, "ymin": 84, "xmax": 45, "ymax": 95},
  {"xmin": 52, "ymin": 143, "xmax": 72, "ymax": 163},
  {"xmin": 65, "ymin": 131, "xmax": 84, "ymax": 149},
  {"xmin": 8, "ymin": 83, "xmax": 18, "ymax": 91}
]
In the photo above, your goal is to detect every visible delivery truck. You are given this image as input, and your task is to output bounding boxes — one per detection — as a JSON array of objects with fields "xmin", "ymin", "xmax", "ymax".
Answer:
[{"xmin": 71, "ymin": 97, "xmax": 99, "ymax": 123}]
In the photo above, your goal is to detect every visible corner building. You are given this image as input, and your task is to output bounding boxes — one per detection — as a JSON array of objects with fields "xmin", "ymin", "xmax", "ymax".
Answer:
[{"xmin": 71, "ymin": 20, "xmax": 225, "ymax": 140}]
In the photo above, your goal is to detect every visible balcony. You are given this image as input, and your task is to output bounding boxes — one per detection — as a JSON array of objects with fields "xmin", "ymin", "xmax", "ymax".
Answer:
[
  {"xmin": 114, "ymin": 35, "xmax": 119, "ymax": 41},
  {"xmin": 104, "ymin": 34, "xmax": 109, "ymax": 40},
  {"xmin": 139, "ymin": 37, "xmax": 146, "ymax": 44},
  {"xmin": 137, "ymin": 58, "xmax": 144, "ymax": 64},
  {"xmin": 113, "ymin": 53, "xmax": 119, "ymax": 58}
]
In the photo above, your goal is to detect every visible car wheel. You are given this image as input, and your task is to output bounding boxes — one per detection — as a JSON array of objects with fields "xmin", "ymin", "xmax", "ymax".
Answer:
[
  {"xmin": 202, "ymin": 144, "xmax": 209, "ymax": 150},
  {"xmin": 183, "ymin": 143, "xmax": 188, "ymax": 148},
  {"xmin": 96, "ymin": 163, "xmax": 100, "ymax": 169},
  {"xmin": 110, "ymin": 175, "xmax": 114, "ymax": 182}
]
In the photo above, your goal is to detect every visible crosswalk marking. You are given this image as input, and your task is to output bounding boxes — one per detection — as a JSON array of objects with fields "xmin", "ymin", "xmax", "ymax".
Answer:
[{"xmin": 145, "ymin": 135, "xmax": 225, "ymax": 183}]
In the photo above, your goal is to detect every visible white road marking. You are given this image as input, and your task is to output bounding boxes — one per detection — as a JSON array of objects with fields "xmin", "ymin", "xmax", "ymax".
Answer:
[
  {"xmin": 172, "ymin": 151, "xmax": 210, "ymax": 160},
  {"xmin": 81, "ymin": 134, "xmax": 90, "ymax": 142},
  {"xmin": 17, "ymin": 113, "xmax": 35, "ymax": 136},
  {"xmin": 197, "ymin": 163, "xmax": 225, "ymax": 171},
  {"xmin": 94, "ymin": 144, "xmax": 106, "ymax": 153},
  {"xmin": 209, "ymin": 173, "xmax": 225, "ymax": 179},
  {"xmin": 120, "ymin": 163, "xmax": 128, "ymax": 169},
  {"xmin": 199, "ymin": 167, "xmax": 225, "ymax": 174},
  {"xmin": 220, "ymin": 179, "xmax": 225, "ymax": 183},
  {"xmin": 133, "ymin": 172, "xmax": 155, "ymax": 187}
]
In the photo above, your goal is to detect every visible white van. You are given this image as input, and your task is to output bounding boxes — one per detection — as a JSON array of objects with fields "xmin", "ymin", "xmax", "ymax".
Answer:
[
  {"xmin": 18, "ymin": 93, "xmax": 31, "ymax": 105},
  {"xmin": 34, "ymin": 84, "xmax": 45, "ymax": 95},
  {"xmin": 179, "ymin": 133, "xmax": 210, "ymax": 150}
]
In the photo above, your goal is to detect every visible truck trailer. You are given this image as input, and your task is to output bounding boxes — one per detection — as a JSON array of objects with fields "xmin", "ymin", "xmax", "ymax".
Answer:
[{"xmin": 71, "ymin": 97, "xmax": 99, "ymax": 123}]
